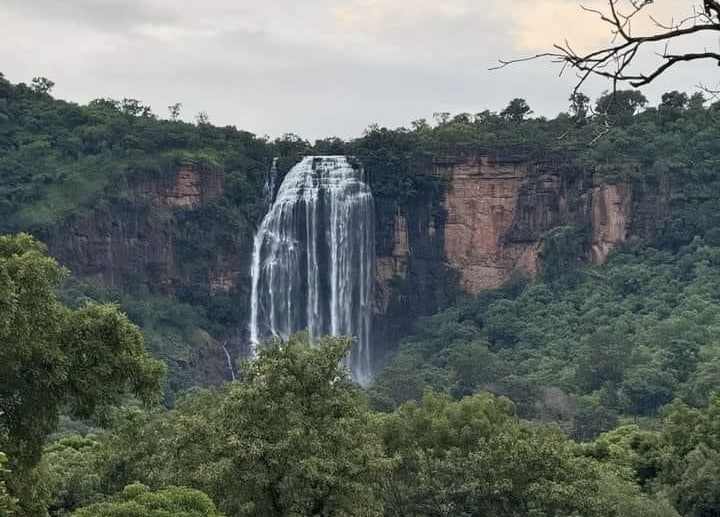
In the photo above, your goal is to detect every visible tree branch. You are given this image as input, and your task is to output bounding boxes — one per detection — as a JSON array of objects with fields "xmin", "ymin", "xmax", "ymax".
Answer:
[{"xmin": 492, "ymin": 0, "xmax": 720, "ymax": 91}]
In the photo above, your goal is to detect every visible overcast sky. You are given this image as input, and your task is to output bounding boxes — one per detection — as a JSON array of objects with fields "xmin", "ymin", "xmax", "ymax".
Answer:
[{"xmin": 1, "ymin": 0, "xmax": 714, "ymax": 139}]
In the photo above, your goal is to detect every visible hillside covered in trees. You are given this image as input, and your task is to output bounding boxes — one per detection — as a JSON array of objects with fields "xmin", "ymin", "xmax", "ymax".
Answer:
[{"xmin": 2, "ymin": 71, "xmax": 720, "ymax": 515}]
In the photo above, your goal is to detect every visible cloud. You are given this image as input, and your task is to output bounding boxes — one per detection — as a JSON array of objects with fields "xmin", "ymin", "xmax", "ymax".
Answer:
[
  {"xmin": 1, "ymin": 0, "xmax": 176, "ymax": 30},
  {"xmin": 508, "ymin": 0, "xmax": 702, "ymax": 52},
  {"xmin": 0, "ymin": 0, "xmax": 710, "ymax": 138}
]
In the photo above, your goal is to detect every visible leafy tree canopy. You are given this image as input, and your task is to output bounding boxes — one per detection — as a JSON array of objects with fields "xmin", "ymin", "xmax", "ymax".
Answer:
[
  {"xmin": 0, "ymin": 234, "xmax": 164, "ymax": 514},
  {"xmin": 71, "ymin": 483, "xmax": 224, "ymax": 517}
]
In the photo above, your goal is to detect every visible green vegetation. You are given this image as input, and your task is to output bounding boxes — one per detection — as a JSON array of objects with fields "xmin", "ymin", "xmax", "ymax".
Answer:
[
  {"xmin": 58, "ymin": 279, "xmax": 225, "ymax": 404},
  {"xmin": 36, "ymin": 335, "xmax": 682, "ymax": 517},
  {"xmin": 0, "ymin": 74, "xmax": 271, "ymax": 232},
  {"xmin": 580, "ymin": 395, "xmax": 720, "ymax": 517},
  {"xmin": 372, "ymin": 238, "xmax": 720, "ymax": 438},
  {"xmin": 0, "ymin": 452, "xmax": 17, "ymax": 517},
  {"xmin": 3, "ymin": 71, "xmax": 720, "ymax": 516},
  {"xmin": 70, "ymin": 483, "xmax": 224, "ymax": 517},
  {"xmin": 0, "ymin": 234, "xmax": 164, "ymax": 515}
]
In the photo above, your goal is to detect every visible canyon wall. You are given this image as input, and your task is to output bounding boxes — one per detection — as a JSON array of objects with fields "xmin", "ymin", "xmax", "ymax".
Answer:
[
  {"xmin": 45, "ymin": 166, "xmax": 247, "ymax": 296},
  {"xmin": 372, "ymin": 154, "xmax": 667, "ymax": 353},
  {"xmin": 42, "ymin": 165, "xmax": 255, "ymax": 389},
  {"xmin": 40, "ymin": 156, "xmax": 669, "ymax": 377}
]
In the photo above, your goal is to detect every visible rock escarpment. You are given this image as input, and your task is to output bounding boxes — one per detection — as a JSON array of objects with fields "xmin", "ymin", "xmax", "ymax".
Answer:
[
  {"xmin": 45, "ymin": 166, "xmax": 243, "ymax": 295},
  {"xmin": 40, "ymin": 156, "xmax": 669, "ymax": 378},
  {"xmin": 372, "ymin": 154, "xmax": 667, "ymax": 352}
]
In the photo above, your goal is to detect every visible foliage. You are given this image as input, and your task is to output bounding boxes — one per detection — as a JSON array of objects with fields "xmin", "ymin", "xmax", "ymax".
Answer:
[
  {"xmin": 0, "ymin": 234, "xmax": 164, "ymax": 515},
  {"xmin": 71, "ymin": 483, "xmax": 224, "ymax": 517},
  {"xmin": 38, "ymin": 334, "xmax": 684, "ymax": 517},
  {"xmin": 58, "ymin": 279, "xmax": 225, "ymax": 403},
  {"xmin": 210, "ymin": 334, "xmax": 385, "ymax": 516},
  {"xmin": 372, "ymin": 238, "xmax": 720, "ymax": 441},
  {"xmin": 581, "ymin": 395, "xmax": 720, "ymax": 517},
  {"xmin": 43, "ymin": 436, "xmax": 104, "ymax": 516},
  {"xmin": 500, "ymin": 97, "xmax": 533, "ymax": 122},
  {"xmin": 0, "ymin": 452, "xmax": 17, "ymax": 517},
  {"xmin": 380, "ymin": 392, "xmax": 675, "ymax": 516},
  {"xmin": 71, "ymin": 334, "xmax": 386, "ymax": 516}
]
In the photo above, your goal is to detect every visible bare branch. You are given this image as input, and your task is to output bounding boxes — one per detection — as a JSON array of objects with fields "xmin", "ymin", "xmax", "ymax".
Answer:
[{"xmin": 492, "ymin": 0, "xmax": 720, "ymax": 91}]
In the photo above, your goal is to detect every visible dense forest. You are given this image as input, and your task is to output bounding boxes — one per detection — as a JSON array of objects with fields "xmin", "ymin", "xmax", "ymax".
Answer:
[{"xmin": 2, "ymin": 71, "xmax": 720, "ymax": 516}]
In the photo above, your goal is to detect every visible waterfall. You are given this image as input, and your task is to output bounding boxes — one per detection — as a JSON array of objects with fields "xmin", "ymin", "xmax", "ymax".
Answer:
[
  {"xmin": 221, "ymin": 341, "xmax": 236, "ymax": 381},
  {"xmin": 264, "ymin": 157, "xmax": 278, "ymax": 206},
  {"xmin": 249, "ymin": 156, "xmax": 375, "ymax": 384}
]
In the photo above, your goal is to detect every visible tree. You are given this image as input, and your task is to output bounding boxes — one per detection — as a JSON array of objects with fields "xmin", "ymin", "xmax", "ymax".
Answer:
[
  {"xmin": 71, "ymin": 482, "xmax": 224, "ymax": 517},
  {"xmin": 659, "ymin": 395, "xmax": 720, "ymax": 516},
  {"xmin": 167, "ymin": 102, "xmax": 183, "ymax": 121},
  {"xmin": 656, "ymin": 90, "xmax": 689, "ymax": 123},
  {"xmin": 120, "ymin": 99, "xmax": 152, "ymax": 118},
  {"xmin": 595, "ymin": 89, "xmax": 648, "ymax": 124},
  {"xmin": 44, "ymin": 436, "xmax": 104, "ymax": 516},
  {"xmin": 122, "ymin": 333, "xmax": 386, "ymax": 516},
  {"xmin": 379, "ymin": 392, "xmax": 673, "ymax": 516},
  {"xmin": 496, "ymin": 1, "xmax": 720, "ymax": 91},
  {"xmin": 569, "ymin": 92, "xmax": 591, "ymax": 121},
  {"xmin": 0, "ymin": 234, "xmax": 165, "ymax": 514},
  {"xmin": 195, "ymin": 111, "xmax": 210, "ymax": 125},
  {"xmin": 500, "ymin": 98, "xmax": 533, "ymax": 122},
  {"xmin": 30, "ymin": 77, "xmax": 54, "ymax": 95},
  {"xmin": 219, "ymin": 334, "xmax": 386, "ymax": 516},
  {"xmin": 0, "ymin": 452, "xmax": 17, "ymax": 517}
]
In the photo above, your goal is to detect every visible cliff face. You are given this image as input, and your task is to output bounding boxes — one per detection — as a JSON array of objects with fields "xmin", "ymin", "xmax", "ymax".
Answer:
[
  {"xmin": 45, "ymin": 166, "xmax": 244, "ymax": 296},
  {"xmin": 40, "ymin": 157, "xmax": 668, "ymax": 378},
  {"xmin": 441, "ymin": 157, "xmax": 537, "ymax": 293},
  {"xmin": 372, "ymin": 154, "xmax": 667, "ymax": 351},
  {"xmin": 590, "ymin": 182, "xmax": 632, "ymax": 263},
  {"xmin": 43, "ymin": 165, "xmax": 255, "ymax": 390}
]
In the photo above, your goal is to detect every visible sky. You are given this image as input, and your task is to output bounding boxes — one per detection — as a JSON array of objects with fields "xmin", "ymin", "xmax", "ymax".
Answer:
[{"xmin": 1, "ymin": 0, "xmax": 714, "ymax": 139}]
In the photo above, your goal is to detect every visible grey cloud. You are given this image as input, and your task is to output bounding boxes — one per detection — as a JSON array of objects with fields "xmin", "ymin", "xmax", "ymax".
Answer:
[
  {"xmin": 2, "ymin": 0, "xmax": 177, "ymax": 30},
  {"xmin": 1, "ymin": 0, "xmax": 707, "ymax": 139}
]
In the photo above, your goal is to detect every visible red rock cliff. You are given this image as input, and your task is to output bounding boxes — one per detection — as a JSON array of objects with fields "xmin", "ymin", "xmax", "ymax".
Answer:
[
  {"xmin": 45, "ymin": 166, "xmax": 240, "ymax": 295},
  {"xmin": 375, "ymin": 154, "xmax": 652, "ymax": 308}
]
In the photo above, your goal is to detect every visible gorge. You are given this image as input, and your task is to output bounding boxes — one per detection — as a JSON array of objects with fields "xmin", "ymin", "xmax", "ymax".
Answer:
[{"xmin": 38, "ymin": 151, "xmax": 667, "ymax": 386}]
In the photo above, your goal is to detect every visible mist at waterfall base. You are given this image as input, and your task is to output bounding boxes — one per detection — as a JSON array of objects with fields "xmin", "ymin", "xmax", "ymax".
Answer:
[{"xmin": 249, "ymin": 156, "xmax": 375, "ymax": 385}]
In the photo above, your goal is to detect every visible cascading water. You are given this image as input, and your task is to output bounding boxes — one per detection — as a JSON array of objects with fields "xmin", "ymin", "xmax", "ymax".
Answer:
[
  {"xmin": 264, "ymin": 157, "xmax": 278, "ymax": 206},
  {"xmin": 248, "ymin": 156, "xmax": 375, "ymax": 384}
]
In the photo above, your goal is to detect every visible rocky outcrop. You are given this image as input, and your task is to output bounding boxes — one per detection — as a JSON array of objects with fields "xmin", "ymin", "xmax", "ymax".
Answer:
[
  {"xmin": 45, "ymin": 166, "xmax": 232, "ymax": 295},
  {"xmin": 375, "ymin": 211, "xmax": 410, "ymax": 313},
  {"xmin": 373, "ymin": 153, "xmax": 668, "ymax": 351},
  {"xmin": 441, "ymin": 157, "xmax": 532, "ymax": 293},
  {"xmin": 591, "ymin": 182, "xmax": 631, "ymax": 263}
]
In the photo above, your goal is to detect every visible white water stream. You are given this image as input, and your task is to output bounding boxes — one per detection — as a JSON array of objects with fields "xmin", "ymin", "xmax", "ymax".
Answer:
[{"xmin": 248, "ymin": 156, "xmax": 374, "ymax": 384}]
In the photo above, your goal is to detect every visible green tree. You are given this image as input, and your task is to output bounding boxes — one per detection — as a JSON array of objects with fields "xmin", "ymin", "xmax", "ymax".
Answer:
[
  {"xmin": 569, "ymin": 92, "xmax": 591, "ymax": 121},
  {"xmin": 71, "ymin": 482, "xmax": 223, "ymax": 517},
  {"xmin": 168, "ymin": 102, "xmax": 182, "ymax": 121},
  {"xmin": 658, "ymin": 91, "xmax": 689, "ymax": 123},
  {"xmin": 380, "ymin": 392, "xmax": 672, "ymax": 516},
  {"xmin": 0, "ymin": 234, "xmax": 164, "ymax": 514},
  {"xmin": 595, "ymin": 90, "xmax": 647, "ymax": 126},
  {"xmin": 659, "ymin": 395, "xmax": 720, "ymax": 516},
  {"xmin": 30, "ymin": 77, "xmax": 54, "ymax": 95},
  {"xmin": 216, "ymin": 334, "xmax": 386, "ymax": 516},
  {"xmin": 500, "ymin": 98, "xmax": 533, "ymax": 122},
  {"xmin": 0, "ymin": 452, "xmax": 17, "ymax": 517},
  {"xmin": 44, "ymin": 436, "xmax": 104, "ymax": 516},
  {"xmin": 117, "ymin": 334, "xmax": 386, "ymax": 516}
]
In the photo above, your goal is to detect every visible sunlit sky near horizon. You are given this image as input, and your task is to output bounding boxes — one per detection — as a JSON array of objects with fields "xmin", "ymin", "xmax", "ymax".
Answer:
[{"xmin": 2, "ymin": 0, "xmax": 715, "ymax": 139}]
